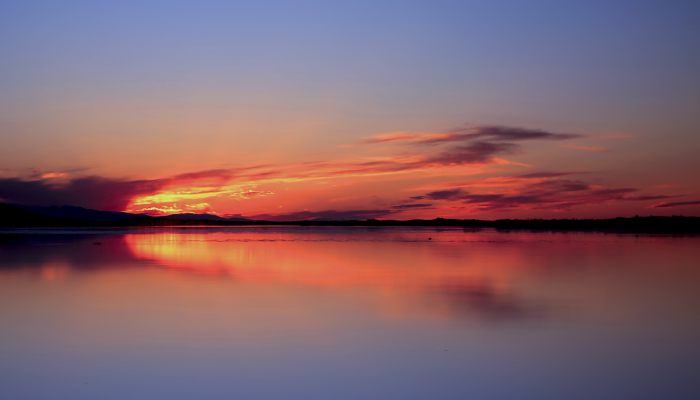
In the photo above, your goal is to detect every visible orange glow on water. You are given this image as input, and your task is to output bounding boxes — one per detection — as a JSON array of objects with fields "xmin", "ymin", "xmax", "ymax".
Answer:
[
  {"xmin": 123, "ymin": 230, "xmax": 535, "ymax": 320},
  {"xmin": 116, "ymin": 229, "xmax": 700, "ymax": 323},
  {"xmin": 122, "ymin": 230, "xmax": 536, "ymax": 293}
]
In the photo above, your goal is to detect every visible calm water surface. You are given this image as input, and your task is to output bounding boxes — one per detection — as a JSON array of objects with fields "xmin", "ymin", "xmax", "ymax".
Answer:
[{"xmin": 1, "ymin": 227, "xmax": 699, "ymax": 399}]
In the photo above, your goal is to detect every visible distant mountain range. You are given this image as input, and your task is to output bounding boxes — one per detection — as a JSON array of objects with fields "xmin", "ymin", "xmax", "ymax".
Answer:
[
  {"xmin": 151, "ymin": 212, "xmax": 229, "ymax": 222},
  {"xmin": 0, "ymin": 202, "xmax": 698, "ymax": 233},
  {"xmin": 0, "ymin": 203, "xmax": 247, "ymax": 226}
]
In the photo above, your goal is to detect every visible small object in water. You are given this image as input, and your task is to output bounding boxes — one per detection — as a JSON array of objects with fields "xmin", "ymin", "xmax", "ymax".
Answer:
[
  {"xmin": 93, "ymin": 241, "xmax": 102, "ymax": 246},
  {"xmin": 428, "ymin": 237, "xmax": 432, "ymax": 240}
]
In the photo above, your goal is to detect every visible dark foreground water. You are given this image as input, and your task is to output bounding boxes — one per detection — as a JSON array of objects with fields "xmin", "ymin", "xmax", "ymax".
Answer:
[{"xmin": 1, "ymin": 227, "xmax": 699, "ymax": 399}]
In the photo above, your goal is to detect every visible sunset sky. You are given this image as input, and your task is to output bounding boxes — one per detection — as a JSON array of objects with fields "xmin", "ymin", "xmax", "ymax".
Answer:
[{"xmin": 1, "ymin": 0, "xmax": 699, "ymax": 219}]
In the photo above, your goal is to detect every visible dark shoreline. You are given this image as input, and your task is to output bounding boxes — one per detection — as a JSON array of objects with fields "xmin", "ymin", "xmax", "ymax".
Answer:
[{"xmin": 2, "ymin": 203, "xmax": 699, "ymax": 234}]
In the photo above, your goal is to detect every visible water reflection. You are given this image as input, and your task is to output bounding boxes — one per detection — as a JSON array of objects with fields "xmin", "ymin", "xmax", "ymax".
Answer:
[
  {"xmin": 127, "ymin": 231, "xmax": 544, "ymax": 321},
  {"xmin": 1, "ymin": 228, "xmax": 699, "ymax": 399},
  {"xmin": 0, "ymin": 233, "xmax": 136, "ymax": 270},
  {"xmin": 2, "ymin": 228, "xmax": 699, "ymax": 324}
]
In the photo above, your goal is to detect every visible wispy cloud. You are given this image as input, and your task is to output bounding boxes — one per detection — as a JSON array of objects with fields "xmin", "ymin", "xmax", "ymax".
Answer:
[
  {"xmin": 361, "ymin": 125, "xmax": 581, "ymax": 170},
  {"xmin": 425, "ymin": 141, "xmax": 518, "ymax": 165},
  {"xmin": 652, "ymin": 200, "xmax": 700, "ymax": 208},
  {"xmin": 365, "ymin": 125, "xmax": 581, "ymax": 146},
  {"xmin": 0, "ymin": 176, "xmax": 164, "ymax": 211},
  {"xmin": 403, "ymin": 173, "xmax": 678, "ymax": 213}
]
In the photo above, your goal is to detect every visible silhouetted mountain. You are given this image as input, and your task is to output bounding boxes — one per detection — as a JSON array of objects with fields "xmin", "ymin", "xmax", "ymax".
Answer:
[
  {"xmin": 162, "ymin": 213, "xmax": 227, "ymax": 221},
  {"xmin": 23, "ymin": 205, "xmax": 140, "ymax": 222},
  {"xmin": 0, "ymin": 202, "xmax": 698, "ymax": 233},
  {"xmin": 0, "ymin": 203, "xmax": 152, "ymax": 226}
]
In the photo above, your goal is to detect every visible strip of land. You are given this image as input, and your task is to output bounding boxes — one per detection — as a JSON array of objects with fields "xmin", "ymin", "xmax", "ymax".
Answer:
[{"xmin": 0, "ymin": 203, "xmax": 698, "ymax": 233}]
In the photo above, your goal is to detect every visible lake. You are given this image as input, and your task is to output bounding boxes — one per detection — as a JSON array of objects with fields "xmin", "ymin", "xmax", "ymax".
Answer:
[{"xmin": 1, "ymin": 227, "xmax": 699, "ymax": 399}]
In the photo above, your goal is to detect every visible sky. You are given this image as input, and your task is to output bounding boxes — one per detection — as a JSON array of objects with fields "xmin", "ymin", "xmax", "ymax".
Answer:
[{"xmin": 1, "ymin": 0, "xmax": 699, "ymax": 219}]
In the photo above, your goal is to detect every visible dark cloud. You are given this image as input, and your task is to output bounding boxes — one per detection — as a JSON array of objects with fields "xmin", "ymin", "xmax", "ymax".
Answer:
[
  {"xmin": 447, "ymin": 125, "xmax": 582, "ymax": 142},
  {"xmin": 653, "ymin": 200, "xmax": 700, "ymax": 208},
  {"xmin": 365, "ymin": 126, "xmax": 581, "ymax": 167},
  {"xmin": 426, "ymin": 141, "xmax": 517, "ymax": 165},
  {"xmin": 0, "ymin": 177, "xmax": 163, "ymax": 211},
  {"xmin": 423, "ymin": 188, "xmax": 465, "ymax": 200},
  {"xmin": 623, "ymin": 195, "xmax": 674, "ymax": 201},
  {"xmin": 405, "ymin": 176, "xmax": 673, "ymax": 212},
  {"xmin": 459, "ymin": 184, "xmax": 638, "ymax": 211},
  {"xmin": 364, "ymin": 125, "xmax": 582, "ymax": 146}
]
